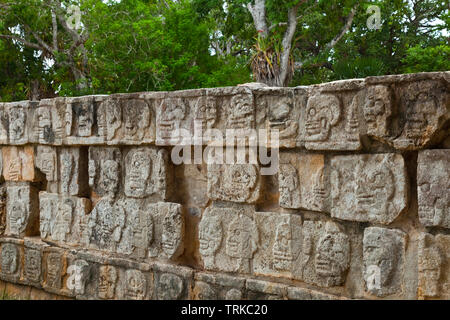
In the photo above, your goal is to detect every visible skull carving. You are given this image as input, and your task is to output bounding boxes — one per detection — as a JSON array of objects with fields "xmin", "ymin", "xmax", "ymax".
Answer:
[{"xmin": 305, "ymin": 94, "xmax": 341, "ymax": 141}]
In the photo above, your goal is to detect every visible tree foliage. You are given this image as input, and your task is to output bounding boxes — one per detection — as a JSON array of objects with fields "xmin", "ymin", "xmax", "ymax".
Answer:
[{"xmin": 0, "ymin": 0, "xmax": 448, "ymax": 100}]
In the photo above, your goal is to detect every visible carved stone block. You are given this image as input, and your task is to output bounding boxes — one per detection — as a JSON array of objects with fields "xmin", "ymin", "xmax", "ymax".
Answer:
[
  {"xmin": 97, "ymin": 265, "xmax": 118, "ymax": 299},
  {"xmin": 124, "ymin": 147, "xmax": 168, "ymax": 200},
  {"xmin": 255, "ymin": 87, "xmax": 300, "ymax": 148},
  {"xmin": 6, "ymin": 184, "xmax": 39, "ymax": 237},
  {"xmin": 2, "ymin": 146, "xmax": 36, "ymax": 182},
  {"xmin": 300, "ymin": 81, "xmax": 363, "ymax": 150},
  {"xmin": 23, "ymin": 240, "xmax": 44, "ymax": 286},
  {"xmin": 253, "ymin": 212, "xmax": 303, "ymax": 280},
  {"xmin": 193, "ymin": 272, "xmax": 246, "ymax": 300},
  {"xmin": 0, "ymin": 186, "xmax": 6, "ymax": 236},
  {"xmin": 288, "ymin": 286, "xmax": 345, "ymax": 300},
  {"xmin": 199, "ymin": 206, "xmax": 257, "ymax": 274},
  {"xmin": 5, "ymin": 101, "xmax": 33, "ymax": 145},
  {"xmin": 35, "ymin": 146, "xmax": 58, "ymax": 193},
  {"xmin": 39, "ymin": 192, "xmax": 92, "ymax": 247},
  {"xmin": 59, "ymin": 148, "xmax": 88, "ymax": 196},
  {"xmin": 418, "ymin": 232, "xmax": 450, "ymax": 299},
  {"xmin": 65, "ymin": 95, "xmax": 108, "ymax": 145},
  {"xmin": 207, "ymin": 162, "xmax": 261, "ymax": 204},
  {"xmin": 99, "ymin": 94, "xmax": 155, "ymax": 145},
  {"xmin": 330, "ymin": 154, "xmax": 407, "ymax": 224},
  {"xmin": 43, "ymin": 247, "xmax": 66, "ymax": 293},
  {"xmin": 0, "ymin": 239, "xmax": 22, "ymax": 282},
  {"xmin": 30, "ymin": 98, "xmax": 64, "ymax": 145},
  {"xmin": 364, "ymin": 75, "xmax": 449, "ymax": 150},
  {"xmin": 363, "ymin": 227, "xmax": 406, "ymax": 297},
  {"xmin": 246, "ymin": 279, "xmax": 288, "ymax": 300},
  {"xmin": 153, "ymin": 262, "xmax": 193, "ymax": 300},
  {"xmin": 146, "ymin": 202, "xmax": 184, "ymax": 261},
  {"xmin": 302, "ymin": 220, "xmax": 350, "ymax": 288},
  {"xmin": 279, "ymin": 153, "xmax": 326, "ymax": 211},
  {"xmin": 417, "ymin": 150, "xmax": 449, "ymax": 229},
  {"xmin": 88, "ymin": 147, "xmax": 122, "ymax": 198}
]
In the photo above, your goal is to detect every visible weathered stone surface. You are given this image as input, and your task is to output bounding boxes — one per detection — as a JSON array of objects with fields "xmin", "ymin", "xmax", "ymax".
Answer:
[
  {"xmin": 35, "ymin": 146, "xmax": 58, "ymax": 192},
  {"xmin": 88, "ymin": 147, "xmax": 121, "ymax": 198},
  {"xmin": 124, "ymin": 147, "xmax": 168, "ymax": 200},
  {"xmin": 0, "ymin": 239, "xmax": 22, "ymax": 282},
  {"xmin": 302, "ymin": 220, "xmax": 350, "ymax": 288},
  {"xmin": 246, "ymin": 278, "xmax": 288, "ymax": 300},
  {"xmin": 300, "ymin": 80, "xmax": 363, "ymax": 151},
  {"xmin": 363, "ymin": 227, "xmax": 406, "ymax": 297},
  {"xmin": 255, "ymin": 87, "xmax": 300, "ymax": 148},
  {"xmin": 153, "ymin": 262, "xmax": 193, "ymax": 300},
  {"xmin": 2, "ymin": 146, "xmax": 36, "ymax": 182},
  {"xmin": 30, "ymin": 98, "xmax": 64, "ymax": 145},
  {"xmin": 117, "ymin": 201, "xmax": 184, "ymax": 261},
  {"xmin": 364, "ymin": 73, "xmax": 449, "ymax": 150},
  {"xmin": 253, "ymin": 212, "xmax": 303, "ymax": 280},
  {"xmin": 330, "ymin": 154, "xmax": 408, "ymax": 224},
  {"xmin": 6, "ymin": 184, "xmax": 39, "ymax": 237},
  {"xmin": 418, "ymin": 232, "xmax": 450, "ymax": 300},
  {"xmin": 207, "ymin": 161, "xmax": 261, "ymax": 204},
  {"xmin": 39, "ymin": 192, "xmax": 91, "ymax": 247},
  {"xmin": 5, "ymin": 101, "xmax": 33, "ymax": 145},
  {"xmin": 279, "ymin": 153, "xmax": 326, "ymax": 211},
  {"xmin": 0, "ymin": 186, "xmax": 6, "ymax": 236},
  {"xmin": 199, "ymin": 206, "xmax": 257, "ymax": 274},
  {"xmin": 64, "ymin": 95, "xmax": 108, "ymax": 145},
  {"xmin": 287, "ymin": 286, "xmax": 346, "ymax": 300},
  {"xmin": 417, "ymin": 150, "xmax": 449, "ymax": 229},
  {"xmin": 193, "ymin": 272, "xmax": 245, "ymax": 300}
]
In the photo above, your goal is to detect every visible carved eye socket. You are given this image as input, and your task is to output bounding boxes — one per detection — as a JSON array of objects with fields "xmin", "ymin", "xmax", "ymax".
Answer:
[
  {"xmin": 420, "ymin": 183, "xmax": 430, "ymax": 193},
  {"xmin": 309, "ymin": 108, "xmax": 316, "ymax": 117}
]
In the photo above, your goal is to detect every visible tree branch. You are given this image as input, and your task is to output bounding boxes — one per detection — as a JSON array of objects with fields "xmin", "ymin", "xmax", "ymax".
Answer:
[
  {"xmin": 247, "ymin": 0, "xmax": 268, "ymax": 37},
  {"xmin": 0, "ymin": 34, "xmax": 43, "ymax": 51},
  {"xmin": 325, "ymin": 3, "xmax": 359, "ymax": 51},
  {"xmin": 51, "ymin": 9, "xmax": 58, "ymax": 51}
]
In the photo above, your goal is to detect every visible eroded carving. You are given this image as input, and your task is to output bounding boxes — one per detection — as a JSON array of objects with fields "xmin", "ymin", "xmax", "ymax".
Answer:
[
  {"xmin": 330, "ymin": 154, "xmax": 407, "ymax": 224},
  {"xmin": 125, "ymin": 269, "xmax": 146, "ymax": 300},
  {"xmin": 363, "ymin": 227, "xmax": 406, "ymax": 297},
  {"xmin": 156, "ymin": 273, "xmax": 184, "ymax": 300},
  {"xmin": 7, "ymin": 185, "xmax": 37, "ymax": 237},
  {"xmin": 98, "ymin": 265, "xmax": 118, "ymax": 299},
  {"xmin": 24, "ymin": 248, "xmax": 41, "ymax": 282},
  {"xmin": 1, "ymin": 243, "xmax": 19, "ymax": 275},
  {"xmin": 417, "ymin": 150, "xmax": 449, "ymax": 229}
]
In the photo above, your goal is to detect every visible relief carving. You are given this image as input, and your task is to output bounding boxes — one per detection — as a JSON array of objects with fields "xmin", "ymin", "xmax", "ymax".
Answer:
[
  {"xmin": 125, "ymin": 269, "xmax": 146, "ymax": 300},
  {"xmin": 24, "ymin": 248, "xmax": 41, "ymax": 282},
  {"xmin": 98, "ymin": 265, "xmax": 118, "ymax": 299},
  {"xmin": 363, "ymin": 227, "xmax": 406, "ymax": 297},
  {"xmin": 1, "ymin": 243, "xmax": 19, "ymax": 275}
]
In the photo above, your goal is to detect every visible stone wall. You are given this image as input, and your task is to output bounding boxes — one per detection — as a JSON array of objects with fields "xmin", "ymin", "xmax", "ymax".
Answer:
[{"xmin": 0, "ymin": 72, "xmax": 449, "ymax": 300}]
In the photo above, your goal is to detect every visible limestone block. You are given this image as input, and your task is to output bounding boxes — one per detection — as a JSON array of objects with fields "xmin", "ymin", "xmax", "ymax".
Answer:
[
  {"xmin": 42, "ymin": 247, "xmax": 67, "ymax": 294},
  {"xmin": 88, "ymin": 198, "xmax": 126, "ymax": 252},
  {"xmin": 417, "ymin": 150, "xmax": 450, "ymax": 229},
  {"xmin": 39, "ymin": 192, "xmax": 92, "ymax": 247},
  {"xmin": 153, "ymin": 262, "xmax": 193, "ymax": 300},
  {"xmin": 64, "ymin": 95, "xmax": 108, "ymax": 145},
  {"xmin": 363, "ymin": 227, "xmax": 406, "ymax": 297},
  {"xmin": 88, "ymin": 147, "xmax": 122, "ymax": 198},
  {"xmin": 300, "ymin": 80, "xmax": 363, "ymax": 151},
  {"xmin": 330, "ymin": 153, "xmax": 408, "ymax": 224},
  {"xmin": 279, "ymin": 152, "xmax": 326, "ymax": 211},
  {"xmin": 287, "ymin": 286, "xmax": 346, "ymax": 300},
  {"xmin": 207, "ymin": 162, "xmax": 262, "ymax": 204},
  {"xmin": 418, "ymin": 233, "xmax": 450, "ymax": 299},
  {"xmin": 198, "ymin": 206, "xmax": 257, "ymax": 274},
  {"xmin": 205, "ymin": 86, "xmax": 256, "ymax": 146},
  {"xmin": 0, "ymin": 186, "xmax": 6, "ymax": 236},
  {"xmin": 99, "ymin": 93, "xmax": 156, "ymax": 145},
  {"xmin": 0, "ymin": 103, "xmax": 8, "ymax": 144},
  {"xmin": 193, "ymin": 272, "xmax": 246, "ymax": 300},
  {"xmin": 2, "ymin": 146, "xmax": 36, "ymax": 182},
  {"xmin": 35, "ymin": 146, "xmax": 58, "ymax": 193},
  {"xmin": 59, "ymin": 147, "xmax": 88, "ymax": 196},
  {"xmin": 5, "ymin": 101, "xmax": 33, "ymax": 145},
  {"xmin": 246, "ymin": 278, "xmax": 288, "ymax": 300},
  {"xmin": 254, "ymin": 87, "xmax": 301, "ymax": 148},
  {"xmin": 21, "ymin": 239, "xmax": 47, "ymax": 287},
  {"xmin": 97, "ymin": 265, "xmax": 119, "ymax": 299},
  {"xmin": 6, "ymin": 184, "xmax": 39, "ymax": 237},
  {"xmin": 124, "ymin": 147, "xmax": 168, "ymax": 200},
  {"xmin": 0, "ymin": 238, "xmax": 23, "ymax": 283},
  {"xmin": 302, "ymin": 220, "xmax": 350, "ymax": 288},
  {"xmin": 253, "ymin": 212, "xmax": 303, "ymax": 280},
  {"xmin": 30, "ymin": 98, "xmax": 64, "ymax": 145},
  {"xmin": 364, "ymin": 73, "xmax": 449, "ymax": 150}
]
